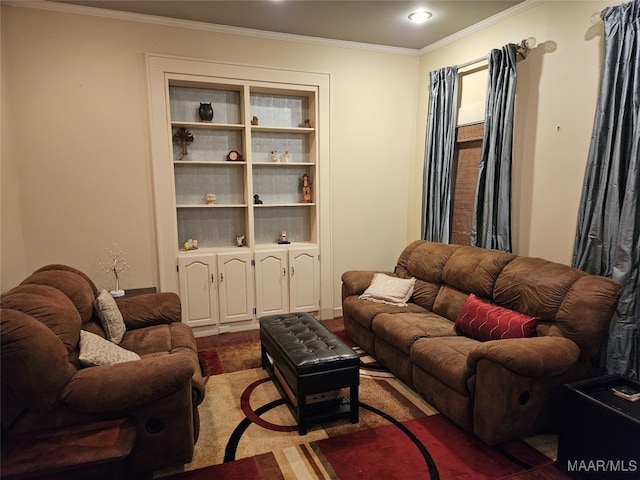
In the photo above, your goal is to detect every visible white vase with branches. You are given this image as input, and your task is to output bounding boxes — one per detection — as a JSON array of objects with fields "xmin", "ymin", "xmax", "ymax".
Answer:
[{"xmin": 99, "ymin": 244, "xmax": 130, "ymax": 297}]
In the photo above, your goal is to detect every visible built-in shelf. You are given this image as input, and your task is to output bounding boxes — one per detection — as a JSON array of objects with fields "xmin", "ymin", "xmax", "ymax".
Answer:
[
  {"xmin": 174, "ymin": 161, "xmax": 246, "ymax": 166},
  {"xmin": 251, "ymin": 126, "xmax": 314, "ymax": 133},
  {"xmin": 252, "ymin": 162, "xmax": 315, "ymax": 166},
  {"xmin": 176, "ymin": 204, "xmax": 248, "ymax": 208},
  {"xmin": 254, "ymin": 203, "xmax": 316, "ymax": 207},
  {"xmin": 172, "ymin": 121, "xmax": 244, "ymax": 130},
  {"xmin": 166, "ymin": 82, "xmax": 318, "ymax": 250}
]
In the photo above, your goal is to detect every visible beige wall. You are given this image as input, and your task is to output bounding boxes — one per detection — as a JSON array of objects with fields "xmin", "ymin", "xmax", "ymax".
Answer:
[
  {"xmin": 1, "ymin": 1, "xmax": 28, "ymax": 291},
  {"xmin": 0, "ymin": 5, "xmax": 418, "ymax": 306},
  {"xmin": 413, "ymin": 0, "xmax": 616, "ymax": 264},
  {"xmin": 0, "ymin": 1, "xmax": 617, "ymax": 310}
]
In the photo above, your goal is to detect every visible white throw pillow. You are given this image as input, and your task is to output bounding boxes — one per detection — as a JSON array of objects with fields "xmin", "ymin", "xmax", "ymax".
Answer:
[
  {"xmin": 78, "ymin": 330, "xmax": 140, "ymax": 367},
  {"xmin": 359, "ymin": 273, "xmax": 416, "ymax": 306},
  {"xmin": 94, "ymin": 289, "xmax": 126, "ymax": 344}
]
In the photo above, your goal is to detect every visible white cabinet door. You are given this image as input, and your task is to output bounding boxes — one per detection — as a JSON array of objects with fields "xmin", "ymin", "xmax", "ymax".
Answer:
[
  {"xmin": 178, "ymin": 254, "xmax": 218, "ymax": 328},
  {"xmin": 289, "ymin": 247, "xmax": 320, "ymax": 313},
  {"xmin": 217, "ymin": 251, "xmax": 254, "ymax": 324},
  {"xmin": 254, "ymin": 249, "xmax": 289, "ymax": 317}
]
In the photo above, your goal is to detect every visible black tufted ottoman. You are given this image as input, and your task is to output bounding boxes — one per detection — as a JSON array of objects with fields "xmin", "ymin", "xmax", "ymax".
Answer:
[{"xmin": 260, "ymin": 313, "xmax": 360, "ymax": 434}]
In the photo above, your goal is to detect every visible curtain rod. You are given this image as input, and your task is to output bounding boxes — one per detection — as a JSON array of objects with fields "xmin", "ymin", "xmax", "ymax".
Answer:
[{"xmin": 456, "ymin": 37, "xmax": 537, "ymax": 70}]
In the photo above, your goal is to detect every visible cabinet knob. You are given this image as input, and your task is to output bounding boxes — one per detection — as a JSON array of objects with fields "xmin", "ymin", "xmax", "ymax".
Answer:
[
  {"xmin": 282, "ymin": 267, "xmax": 286, "ymax": 277},
  {"xmin": 220, "ymin": 273, "xmax": 224, "ymax": 283},
  {"xmin": 210, "ymin": 274, "xmax": 215, "ymax": 284},
  {"xmin": 291, "ymin": 266, "xmax": 295, "ymax": 276}
]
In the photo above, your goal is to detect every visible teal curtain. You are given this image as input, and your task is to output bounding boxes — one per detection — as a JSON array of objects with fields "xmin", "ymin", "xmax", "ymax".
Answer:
[
  {"xmin": 422, "ymin": 67, "xmax": 458, "ymax": 242},
  {"xmin": 471, "ymin": 44, "xmax": 517, "ymax": 252},
  {"xmin": 572, "ymin": 0, "xmax": 640, "ymax": 379}
]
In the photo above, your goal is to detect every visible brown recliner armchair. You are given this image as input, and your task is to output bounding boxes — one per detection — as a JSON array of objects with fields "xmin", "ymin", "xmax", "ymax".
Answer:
[{"xmin": 1, "ymin": 264, "xmax": 206, "ymax": 474}]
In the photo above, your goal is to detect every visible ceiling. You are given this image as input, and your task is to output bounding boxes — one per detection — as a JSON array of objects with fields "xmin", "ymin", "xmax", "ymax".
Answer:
[{"xmin": 50, "ymin": 0, "xmax": 527, "ymax": 50}]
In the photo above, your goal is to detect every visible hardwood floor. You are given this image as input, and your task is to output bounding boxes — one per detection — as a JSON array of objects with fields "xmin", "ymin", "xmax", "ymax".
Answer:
[{"xmin": 195, "ymin": 316, "xmax": 344, "ymax": 350}]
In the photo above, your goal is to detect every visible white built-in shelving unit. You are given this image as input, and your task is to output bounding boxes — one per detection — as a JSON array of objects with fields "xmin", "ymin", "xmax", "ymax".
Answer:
[{"xmin": 147, "ymin": 55, "xmax": 331, "ymax": 336}]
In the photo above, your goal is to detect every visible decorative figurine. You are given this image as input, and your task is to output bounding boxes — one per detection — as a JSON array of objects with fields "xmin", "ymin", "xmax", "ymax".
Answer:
[
  {"xmin": 303, "ymin": 119, "xmax": 311, "ymax": 128},
  {"xmin": 251, "ymin": 116, "xmax": 259, "ymax": 125},
  {"xmin": 183, "ymin": 239, "xmax": 198, "ymax": 251},
  {"xmin": 270, "ymin": 150, "xmax": 280, "ymax": 163},
  {"xmin": 173, "ymin": 127, "xmax": 194, "ymax": 160},
  {"xmin": 253, "ymin": 194, "xmax": 263, "ymax": 204},
  {"xmin": 198, "ymin": 103, "xmax": 213, "ymax": 122},
  {"xmin": 283, "ymin": 150, "xmax": 290, "ymax": 163},
  {"xmin": 278, "ymin": 231, "xmax": 290, "ymax": 244},
  {"xmin": 300, "ymin": 174, "xmax": 312, "ymax": 203},
  {"xmin": 236, "ymin": 235, "xmax": 245, "ymax": 247},
  {"xmin": 99, "ymin": 244, "xmax": 130, "ymax": 297},
  {"xmin": 205, "ymin": 193, "xmax": 216, "ymax": 204}
]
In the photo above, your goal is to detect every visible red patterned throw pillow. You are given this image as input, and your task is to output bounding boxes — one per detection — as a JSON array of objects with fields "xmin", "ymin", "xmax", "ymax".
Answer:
[{"xmin": 455, "ymin": 294, "xmax": 538, "ymax": 341}]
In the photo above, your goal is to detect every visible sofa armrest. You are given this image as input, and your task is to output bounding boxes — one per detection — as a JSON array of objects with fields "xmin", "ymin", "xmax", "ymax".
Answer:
[
  {"xmin": 467, "ymin": 336, "xmax": 581, "ymax": 377},
  {"xmin": 116, "ymin": 292, "xmax": 181, "ymax": 330},
  {"xmin": 60, "ymin": 353, "xmax": 194, "ymax": 412},
  {"xmin": 341, "ymin": 271, "xmax": 395, "ymax": 298}
]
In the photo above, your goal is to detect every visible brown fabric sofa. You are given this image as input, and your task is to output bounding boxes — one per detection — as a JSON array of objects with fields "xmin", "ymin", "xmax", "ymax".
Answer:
[
  {"xmin": 1, "ymin": 264, "xmax": 206, "ymax": 474},
  {"xmin": 342, "ymin": 241, "xmax": 622, "ymax": 445}
]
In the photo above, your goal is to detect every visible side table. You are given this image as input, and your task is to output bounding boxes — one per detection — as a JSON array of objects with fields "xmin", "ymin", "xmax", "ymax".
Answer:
[
  {"xmin": 121, "ymin": 287, "xmax": 157, "ymax": 298},
  {"xmin": 1, "ymin": 418, "xmax": 137, "ymax": 480},
  {"xmin": 557, "ymin": 375, "xmax": 640, "ymax": 479}
]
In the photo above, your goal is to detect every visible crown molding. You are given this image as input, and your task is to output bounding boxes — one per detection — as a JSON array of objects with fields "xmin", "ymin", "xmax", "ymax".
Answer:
[
  {"xmin": 418, "ymin": 0, "xmax": 546, "ymax": 56},
  {"xmin": 5, "ymin": 0, "xmax": 546, "ymax": 57},
  {"xmin": 5, "ymin": 0, "xmax": 419, "ymax": 56}
]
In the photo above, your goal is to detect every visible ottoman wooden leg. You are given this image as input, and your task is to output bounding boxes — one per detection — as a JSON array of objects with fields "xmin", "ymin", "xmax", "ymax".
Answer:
[
  {"xmin": 350, "ymin": 383, "xmax": 359, "ymax": 424},
  {"xmin": 261, "ymin": 343, "xmax": 267, "ymax": 370},
  {"xmin": 298, "ymin": 391, "xmax": 307, "ymax": 435}
]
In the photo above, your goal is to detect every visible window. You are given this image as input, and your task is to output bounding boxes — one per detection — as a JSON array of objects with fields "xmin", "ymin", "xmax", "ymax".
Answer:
[{"xmin": 450, "ymin": 122, "xmax": 483, "ymax": 245}]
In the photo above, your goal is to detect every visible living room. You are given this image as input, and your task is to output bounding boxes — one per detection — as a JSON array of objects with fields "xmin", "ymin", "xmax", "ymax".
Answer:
[{"xmin": 2, "ymin": 0, "xmax": 637, "ymax": 478}]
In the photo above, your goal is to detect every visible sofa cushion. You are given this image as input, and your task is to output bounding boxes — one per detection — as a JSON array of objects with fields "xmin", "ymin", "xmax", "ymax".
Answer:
[
  {"xmin": 343, "ymin": 296, "xmax": 427, "ymax": 331},
  {"xmin": 33, "ymin": 264, "xmax": 99, "ymax": 297},
  {"xmin": 78, "ymin": 330, "xmax": 140, "ymax": 367},
  {"xmin": 455, "ymin": 294, "xmax": 537, "ymax": 342},
  {"xmin": 396, "ymin": 240, "xmax": 460, "ymax": 283},
  {"xmin": 1, "ymin": 284, "xmax": 82, "ymax": 355},
  {"xmin": 95, "ymin": 290, "xmax": 126, "ymax": 344},
  {"xmin": 411, "ymin": 336, "xmax": 479, "ymax": 395},
  {"xmin": 553, "ymin": 275, "xmax": 623, "ymax": 361},
  {"xmin": 372, "ymin": 312, "xmax": 456, "ymax": 354},
  {"xmin": 359, "ymin": 273, "xmax": 416, "ymax": 306},
  {"xmin": 1, "ymin": 308, "xmax": 78, "ymax": 412},
  {"xmin": 115, "ymin": 292, "xmax": 182, "ymax": 329},
  {"xmin": 442, "ymin": 246, "xmax": 516, "ymax": 299},
  {"xmin": 493, "ymin": 257, "xmax": 583, "ymax": 321},
  {"xmin": 432, "ymin": 285, "xmax": 469, "ymax": 322},
  {"xmin": 20, "ymin": 270, "xmax": 96, "ymax": 324},
  {"xmin": 410, "ymin": 280, "xmax": 441, "ymax": 311}
]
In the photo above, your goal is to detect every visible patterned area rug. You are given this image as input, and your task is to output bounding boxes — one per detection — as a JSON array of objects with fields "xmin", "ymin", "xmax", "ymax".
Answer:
[
  {"xmin": 199, "ymin": 343, "xmax": 262, "ymax": 378},
  {"xmin": 159, "ymin": 331, "xmax": 569, "ymax": 480}
]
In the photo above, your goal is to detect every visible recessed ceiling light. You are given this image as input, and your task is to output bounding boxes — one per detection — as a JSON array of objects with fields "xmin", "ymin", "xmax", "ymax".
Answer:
[{"xmin": 408, "ymin": 10, "xmax": 432, "ymax": 24}]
